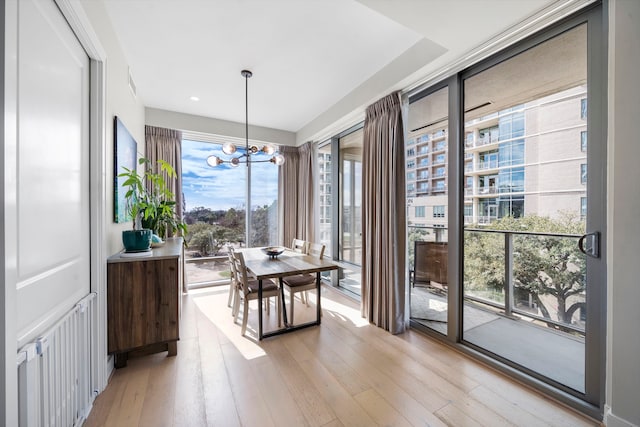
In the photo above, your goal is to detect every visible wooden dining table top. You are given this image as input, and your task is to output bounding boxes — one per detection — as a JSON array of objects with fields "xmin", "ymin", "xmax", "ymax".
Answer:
[{"xmin": 238, "ymin": 247, "xmax": 338, "ymax": 280}]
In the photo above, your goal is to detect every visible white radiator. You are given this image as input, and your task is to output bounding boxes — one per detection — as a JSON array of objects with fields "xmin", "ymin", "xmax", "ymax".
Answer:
[{"xmin": 17, "ymin": 293, "xmax": 97, "ymax": 427}]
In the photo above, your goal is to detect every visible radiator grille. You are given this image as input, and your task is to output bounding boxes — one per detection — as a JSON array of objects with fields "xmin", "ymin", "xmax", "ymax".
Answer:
[{"xmin": 17, "ymin": 293, "xmax": 97, "ymax": 427}]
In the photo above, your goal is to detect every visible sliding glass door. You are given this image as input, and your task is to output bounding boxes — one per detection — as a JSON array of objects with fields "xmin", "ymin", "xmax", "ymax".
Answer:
[
  {"xmin": 408, "ymin": 5, "xmax": 605, "ymax": 413},
  {"xmin": 461, "ymin": 21, "xmax": 604, "ymax": 397},
  {"xmin": 317, "ymin": 125, "xmax": 363, "ymax": 297}
]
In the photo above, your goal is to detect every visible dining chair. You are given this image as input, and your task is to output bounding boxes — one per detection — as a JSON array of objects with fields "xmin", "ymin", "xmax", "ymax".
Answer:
[
  {"xmin": 227, "ymin": 248, "xmax": 240, "ymax": 316},
  {"xmin": 282, "ymin": 242, "xmax": 325, "ymax": 325},
  {"xmin": 232, "ymin": 250, "xmax": 282, "ymax": 336},
  {"xmin": 291, "ymin": 238, "xmax": 308, "ymax": 254}
]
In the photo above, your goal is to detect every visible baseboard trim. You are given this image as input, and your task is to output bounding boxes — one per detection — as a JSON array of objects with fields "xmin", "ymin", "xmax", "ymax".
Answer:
[{"xmin": 604, "ymin": 405, "xmax": 638, "ymax": 427}]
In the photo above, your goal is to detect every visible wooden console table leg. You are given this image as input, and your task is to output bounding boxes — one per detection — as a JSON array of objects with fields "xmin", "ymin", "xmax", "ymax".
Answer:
[
  {"xmin": 167, "ymin": 341, "xmax": 177, "ymax": 357},
  {"xmin": 114, "ymin": 352, "xmax": 128, "ymax": 369}
]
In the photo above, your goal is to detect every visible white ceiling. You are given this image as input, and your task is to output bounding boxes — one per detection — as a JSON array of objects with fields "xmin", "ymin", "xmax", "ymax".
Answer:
[{"xmin": 103, "ymin": 0, "xmax": 556, "ymax": 134}]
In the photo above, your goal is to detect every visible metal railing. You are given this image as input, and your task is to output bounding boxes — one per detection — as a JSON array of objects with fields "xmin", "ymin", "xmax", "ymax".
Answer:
[
  {"xmin": 407, "ymin": 225, "xmax": 586, "ymax": 335},
  {"xmin": 464, "ymin": 228, "xmax": 586, "ymax": 334},
  {"xmin": 185, "ymin": 254, "xmax": 231, "ymax": 288}
]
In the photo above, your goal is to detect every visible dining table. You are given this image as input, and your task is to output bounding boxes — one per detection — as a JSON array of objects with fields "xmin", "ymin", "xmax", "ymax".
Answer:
[{"xmin": 239, "ymin": 247, "xmax": 338, "ymax": 340}]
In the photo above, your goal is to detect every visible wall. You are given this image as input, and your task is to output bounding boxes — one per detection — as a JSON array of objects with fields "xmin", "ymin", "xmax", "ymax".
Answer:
[
  {"xmin": 80, "ymin": 0, "xmax": 146, "ymax": 258},
  {"xmin": 146, "ymin": 108, "xmax": 296, "ymax": 146},
  {"xmin": 606, "ymin": 1, "xmax": 640, "ymax": 426}
]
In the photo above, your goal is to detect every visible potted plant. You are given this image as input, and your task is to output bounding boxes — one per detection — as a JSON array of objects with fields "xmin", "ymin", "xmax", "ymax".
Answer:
[{"xmin": 119, "ymin": 157, "xmax": 186, "ymax": 252}]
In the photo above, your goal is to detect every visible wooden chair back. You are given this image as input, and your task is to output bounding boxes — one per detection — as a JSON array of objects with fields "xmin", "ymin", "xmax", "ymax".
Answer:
[
  {"xmin": 307, "ymin": 242, "xmax": 325, "ymax": 259},
  {"xmin": 231, "ymin": 251, "xmax": 251, "ymax": 295},
  {"xmin": 291, "ymin": 238, "xmax": 308, "ymax": 253},
  {"xmin": 413, "ymin": 241, "xmax": 448, "ymax": 286}
]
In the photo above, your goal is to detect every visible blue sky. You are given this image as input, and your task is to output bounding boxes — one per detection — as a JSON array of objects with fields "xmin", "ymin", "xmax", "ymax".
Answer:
[{"xmin": 181, "ymin": 139, "xmax": 278, "ymax": 212}]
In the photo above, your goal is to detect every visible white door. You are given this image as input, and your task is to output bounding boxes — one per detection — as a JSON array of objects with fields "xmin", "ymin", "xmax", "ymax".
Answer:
[{"xmin": 15, "ymin": 0, "xmax": 91, "ymax": 347}]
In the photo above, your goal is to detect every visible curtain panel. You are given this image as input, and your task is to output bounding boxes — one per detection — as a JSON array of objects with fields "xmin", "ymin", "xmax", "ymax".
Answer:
[
  {"xmin": 278, "ymin": 142, "xmax": 315, "ymax": 248},
  {"xmin": 361, "ymin": 91, "xmax": 406, "ymax": 334},
  {"xmin": 144, "ymin": 125, "xmax": 183, "ymax": 230}
]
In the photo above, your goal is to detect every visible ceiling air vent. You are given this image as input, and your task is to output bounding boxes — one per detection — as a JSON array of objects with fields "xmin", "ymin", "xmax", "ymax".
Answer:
[{"xmin": 128, "ymin": 67, "xmax": 137, "ymax": 98}]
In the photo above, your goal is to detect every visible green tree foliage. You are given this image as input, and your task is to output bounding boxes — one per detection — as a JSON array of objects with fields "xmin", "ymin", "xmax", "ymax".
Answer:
[{"xmin": 465, "ymin": 213, "xmax": 586, "ymax": 329}]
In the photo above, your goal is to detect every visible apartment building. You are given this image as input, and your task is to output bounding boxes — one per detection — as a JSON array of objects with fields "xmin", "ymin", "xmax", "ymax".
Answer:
[{"xmin": 407, "ymin": 85, "xmax": 587, "ymax": 229}]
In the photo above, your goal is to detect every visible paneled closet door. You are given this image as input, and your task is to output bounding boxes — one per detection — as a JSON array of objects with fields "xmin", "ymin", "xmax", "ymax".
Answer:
[{"xmin": 15, "ymin": 0, "xmax": 91, "ymax": 347}]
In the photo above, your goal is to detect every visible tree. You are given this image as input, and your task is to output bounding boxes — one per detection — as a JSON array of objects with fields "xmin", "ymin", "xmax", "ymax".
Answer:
[
  {"xmin": 250, "ymin": 204, "xmax": 275, "ymax": 247},
  {"xmin": 464, "ymin": 213, "xmax": 586, "ymax": 330}
]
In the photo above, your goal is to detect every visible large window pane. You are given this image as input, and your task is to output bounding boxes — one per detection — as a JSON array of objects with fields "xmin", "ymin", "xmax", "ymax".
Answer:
[
  {"xmin": 338, "ymin": 128, "xmax": 363, "ymax": 296},
  {"xmin": 407, "ymin": 86, "xmax": 449, "ymax": 335},
  {"xmin": 462, "ymin": 24, "xmax": 587, "ymax": 392},
  {"xmin": 181, "ymin": 138, "xmax": 279, "ymax": 287},
  {"xmin": 250, "ymin": 151, "xmax": 279, "ymax": 247}
]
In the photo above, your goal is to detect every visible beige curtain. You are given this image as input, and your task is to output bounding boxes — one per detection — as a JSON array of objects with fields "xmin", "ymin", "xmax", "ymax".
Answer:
[
  {"xmin": 278, "ymin": 142, "xmax": 315, "ymax": 247},
  {"xmin": 144, "ymin": 125, "xmax": 183, "ymax": 231},
  {"xmin": 361, "ymin": 91, "xmax": 406, "ymax": 334}
]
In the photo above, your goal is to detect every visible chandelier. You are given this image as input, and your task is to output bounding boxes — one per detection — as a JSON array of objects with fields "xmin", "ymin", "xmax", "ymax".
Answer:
[{"xmin": 206, "ymin": 70, "xmax": 285, "ymax": 168}]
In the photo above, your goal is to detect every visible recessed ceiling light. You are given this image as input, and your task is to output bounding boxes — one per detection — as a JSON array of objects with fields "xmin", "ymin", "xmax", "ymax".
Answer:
[{"xmin": 190, "ymin": 96, "xmax": 200, "ymax": 102}]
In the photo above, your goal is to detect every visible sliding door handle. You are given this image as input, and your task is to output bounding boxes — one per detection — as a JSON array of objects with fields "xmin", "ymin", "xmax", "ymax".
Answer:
[{"xmin": 578, "ymin": 231, "xmax": 600, "ymax": 258}]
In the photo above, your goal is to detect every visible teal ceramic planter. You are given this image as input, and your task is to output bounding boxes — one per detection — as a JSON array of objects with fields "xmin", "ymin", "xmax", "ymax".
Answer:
[{"xmin": 122, "ymin": 229, "xmax": 152, "ymax": 252}]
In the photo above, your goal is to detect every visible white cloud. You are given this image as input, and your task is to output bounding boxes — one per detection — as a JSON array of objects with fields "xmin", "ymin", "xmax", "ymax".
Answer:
[{"xmin": 182, "ymin": 139, "xmax": 278, "ymax": 211}]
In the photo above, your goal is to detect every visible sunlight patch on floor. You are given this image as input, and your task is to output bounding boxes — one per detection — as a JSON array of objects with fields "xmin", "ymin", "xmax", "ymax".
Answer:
[
  {"xmin": 316, "ymin": 292, "xmax": 368, "ymax": 328},
  {"xmin": 191, "ymin": 288, "xmax": 267, "ymax": 360}
]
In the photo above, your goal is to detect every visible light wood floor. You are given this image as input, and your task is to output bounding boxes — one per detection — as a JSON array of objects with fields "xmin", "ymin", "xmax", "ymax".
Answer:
[{"xmin": 84, "ymin": 285, "xmax": 600, "ymax": 427}]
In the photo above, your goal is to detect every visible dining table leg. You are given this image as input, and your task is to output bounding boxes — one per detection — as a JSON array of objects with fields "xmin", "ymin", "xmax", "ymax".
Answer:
[
  {"xmin": 279, "ymin": 277, "xmax": 289, "ymax": 327},
  {"xmin": 258, "ymin": 279, "xmax": 263, "ymax": 340},
  {"xmin": 316, "ymin": 272, "xmax": 321, "ymax": 324}
]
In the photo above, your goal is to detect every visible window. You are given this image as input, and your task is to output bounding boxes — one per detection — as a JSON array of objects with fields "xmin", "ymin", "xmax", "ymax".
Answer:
[
  {"xmin": 581, "ymin": 197, "xmax": 587, "ymax": 219},
  {"xmin": 407, "ymin": 160, "xmax": 415, "ymax": 169},
  {"xmin": 407, "ymin": 183, "xmax": 415, "ymax": 192},
  {"xmin": 435, "ymin": 166, "xmax": 445, "ymax": 177},
  {"xmin": 415, "ymin": 206, "xmax": 425, "ymax": 217},
  {"xmin": 433, "ymin": 205, "xmax": 445, "ymax": 218},
  {"xmin": 499, "ymin": 139, "xmax": 525, "ymax": 167},
  {"xmin": 581, "ymin": 131, "xmax": 587, "ymax": 152},
  {"xmin": 581, "ymin": 163, "xmax": 587, "ymax": 184},
  {"xmin": 581, "ymin": 98, "xmax": 588, "ymax": 119},
  {"xmin": 479, "ymin": 125, "xmax": 499, "ymax": 144},
  {"xmin": 407, "ymin": 148, "xmax": 415, "ymax": 157},
  {"xmin": 182, "ymin": 138, "xmax": 280, "ymax": 247},
  {"xmin": 464, "ymin": 204, "xmax": 473, "ymax": 217},
  {"xmin": 498, "ymin": 167, "xmax": 524, "ymax": 193},
  {"xmin": 434, "ymin": 153, "xmax": 445, "ymax": 164},
  {"xmin": 407, "ymin": 172, "xmax": 415, "ymax": 181}
]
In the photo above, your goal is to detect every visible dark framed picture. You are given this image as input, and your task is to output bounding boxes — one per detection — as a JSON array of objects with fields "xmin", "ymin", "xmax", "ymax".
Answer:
[{"xmin": 114, "ymin": 116, "xmax": 137, "ymax": 223}]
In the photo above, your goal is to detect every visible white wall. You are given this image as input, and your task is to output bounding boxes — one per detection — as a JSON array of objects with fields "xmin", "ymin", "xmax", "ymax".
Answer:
[
  {"xmin": 80, "ymin": 1, "xmax": 146, "ymax": 257},
  {"xmin": 146, "ymin": 107, "xmax": 296, "ymax": 146},
  {"xmin": 606, "ymin": 1, "xmax": 640, "ymax": 426}
]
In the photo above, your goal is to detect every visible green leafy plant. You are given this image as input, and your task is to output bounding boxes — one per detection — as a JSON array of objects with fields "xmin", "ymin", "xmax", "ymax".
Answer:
[{"xmin": 119, "ymin": 157, "xmax": 187, "ymax": 238}]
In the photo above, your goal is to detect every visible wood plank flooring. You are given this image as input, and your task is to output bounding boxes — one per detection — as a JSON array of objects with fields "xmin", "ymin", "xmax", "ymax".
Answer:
[{"xmin": 84, "ymin": 285, "xmax": 600, "ymax": 427}]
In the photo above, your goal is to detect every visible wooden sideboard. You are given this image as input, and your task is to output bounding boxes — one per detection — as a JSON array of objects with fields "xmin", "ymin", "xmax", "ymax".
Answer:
[{"xmin": 107, "ymin": 237, "xmax": 183, "ymax": 368}]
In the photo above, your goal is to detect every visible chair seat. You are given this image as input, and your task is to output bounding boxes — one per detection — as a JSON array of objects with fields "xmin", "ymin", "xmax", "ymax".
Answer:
[
  {"xmin": 282, "ymin": 274, "xmax": 315, "ymax": 288},
  {"xmin": 246, "ymin": 279, "xmax": 279, "ymax": 294}
]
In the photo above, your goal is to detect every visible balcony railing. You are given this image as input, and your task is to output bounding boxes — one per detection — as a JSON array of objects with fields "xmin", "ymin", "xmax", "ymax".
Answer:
[
  {"xmin": 464, "ymin": 228, "xmax": 586, "ymax": 334},
  {"xmin": 478, "ymin": 159, "xmax": 498, "ymax": 170},
  {"xmin": 477, "ymin": 185, "xmax": 497, "ymax": 195},
  {"xmin": 407, "ymin": 225, "xmax": 586, "ymax": 335},
  {"xmin": 185, "ymin": 254, "xmax": 231, "ymax": 289}
]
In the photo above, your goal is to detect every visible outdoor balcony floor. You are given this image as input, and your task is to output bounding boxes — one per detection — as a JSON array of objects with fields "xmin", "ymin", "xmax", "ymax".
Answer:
[{"xmin": 411, "ymin": 286, "xmax": 585, "ymax": 393}]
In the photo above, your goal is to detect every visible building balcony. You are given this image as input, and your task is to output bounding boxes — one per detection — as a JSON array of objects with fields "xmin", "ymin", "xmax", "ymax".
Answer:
[{"xmin": 478, "ymin": 160, "xmax": 499, "ymax": 170}]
